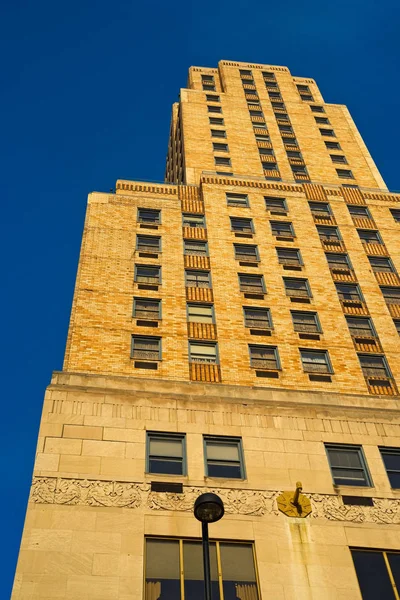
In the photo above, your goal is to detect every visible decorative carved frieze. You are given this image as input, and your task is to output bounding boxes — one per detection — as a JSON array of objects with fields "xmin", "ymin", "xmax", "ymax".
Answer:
[{"xmin": 30, "ymin": 477, "xmax": 400, "ymax": 524}]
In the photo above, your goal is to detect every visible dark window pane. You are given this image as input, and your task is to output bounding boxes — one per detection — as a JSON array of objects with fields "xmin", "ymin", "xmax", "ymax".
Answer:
[
  {"xmin": 351, "ymin": 550, "xmax": 396, "ymax": 600},
  {"xmin": 207, "ymin": 463, "xmax": 242, "ymax": 478},
  {"xmin": 388, "ymin": 472, "xmax": 400, "ymax": 488},
  {"xmin": 381, "ymin": 452, "xmax": 400, "ymax": 471},
  {"xmin": 183, "ymin": 541, "xmax": 220, "ymax": 600},
  {"xmin": 220, "ymin": 543, "xmax": 258, "ymax": 600},
  {"xmin": 388, "ymin": 554, "xmax": 400, "ymax": 591},
  {"xmin": 149, "ymin": 458, "xmax": 183, "ymax": 475},
  {"xmin": 145, "ymin": 539, "xmax": 181, "ymax": 600}
]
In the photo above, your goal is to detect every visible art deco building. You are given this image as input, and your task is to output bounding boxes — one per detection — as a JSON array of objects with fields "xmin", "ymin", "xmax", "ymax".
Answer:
[{"xmin": 12, "ymin": 60, "xmax": 400, "ymax": 599}]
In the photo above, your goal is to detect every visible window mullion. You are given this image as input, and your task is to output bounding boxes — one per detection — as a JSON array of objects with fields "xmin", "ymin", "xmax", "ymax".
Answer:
[
  {"xmin": 216, "ymin": 541, "xmax": 224, "ymax": 600},
  {"xmin": 383, "ymin": 552, "xmax": 400, "ymax": 600},
  {"xmin": 179, "ymin": 539, "xmax": 185, "ymax": 600}
]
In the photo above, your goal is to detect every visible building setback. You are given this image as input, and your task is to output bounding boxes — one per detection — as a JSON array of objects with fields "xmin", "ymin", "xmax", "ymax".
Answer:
[{"xmin": 12, "ymin": 60, "xmax": 400, "ymax": 599}]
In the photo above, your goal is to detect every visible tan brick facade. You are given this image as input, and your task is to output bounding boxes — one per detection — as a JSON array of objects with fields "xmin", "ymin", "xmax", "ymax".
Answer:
[{"xmin": 12, "ymin": 60, "xmax": 400, "ymax": 599}]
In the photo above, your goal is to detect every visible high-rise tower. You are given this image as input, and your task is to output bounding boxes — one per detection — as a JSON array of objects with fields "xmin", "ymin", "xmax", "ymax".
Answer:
[{"xmin": 13, "ymin": 60, "xmax": 400, "ymax": 600}]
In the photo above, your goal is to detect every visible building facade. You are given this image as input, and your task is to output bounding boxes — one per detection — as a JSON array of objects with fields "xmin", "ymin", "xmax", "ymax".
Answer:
[{"xmin": 12, "ymin": 60, "xmax": 400, "ymax": 599}]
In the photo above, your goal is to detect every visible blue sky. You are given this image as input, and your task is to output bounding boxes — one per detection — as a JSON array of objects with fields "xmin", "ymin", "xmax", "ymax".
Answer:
[{"xmin": 1, "ymin": 0, "xmax": 399, "ymax": 595}]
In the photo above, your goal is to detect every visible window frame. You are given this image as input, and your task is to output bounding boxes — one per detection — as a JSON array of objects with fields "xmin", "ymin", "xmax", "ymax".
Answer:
[
  {"xmin": 358, "ymin": 353, "xmax": 392, "ymax": 378},
  {"xmin": 137, "ymin": 208, "xmax": 161, "ymax": 225},
  {"xmin": 357, "ymin": 229, "xmax": 383, "ymax": 244},
  {"xmin": 131, "ymin": 335, "xmax": 162, "ymax": 361},
  {"xmin": 209, "ymin": 117, "xmax": 224, "ymax": 125},
  {"xmin": 300, "ymin": 349, "xmax": 332, "ymax": 374},
  {"xmin": 320, "ymin": 128, "xmax": 336, "ymax": 137},
  {"xmin": 243, "ymin": 306, "xmax": 273, "ymax": 330},
  {"xmin": 146, "ymin": 431, "xmax": 187, "ymax": 476},
  {"xmin": 265, "ymin": 196, "xmax": 288, "ymax": 213},
  {"xmin": 212, "ymin": 142, "xmax": 229, "ymax": 152},
  {"xmin": 136, "ymin": 234, "xmax": 161, "ymax": 253},
  {"xmin": 207, "ymin": 105, "xmax": 222, "ymax": 113},
  {"xmin": 249, "ymin": 344, "xmax": 281, "ymax": 371},
  {"xmin": 234, "ymin": 243, "xmax": 260, "ymax": 262},
  {"xmin": 310, "ymin": 105, "xmax": 325, "ymax": 113},
  {"xmin": 183, "ymin": 239, "xmax": 209, "ymax": 256},
  {"xmin": 182, "ymin": 213, "xmax": 206, "ymax": 228},
  {"xmin": 185, "ymin": 270, "xmax": 212, "ymax": 289},
  {"xmin": 368, "ymin": 256, "xmax": 395, "ymax": 273},
  {"xmin": 390, "ymin": 208, "xmax": 400, "ymax": 223},
  {"xmin": 336, "ymin": 168, "xmax": 355, "ymax": 179},
  {"xmin": 238, "ymin": 273, "xmax": 266, "ymax": 294},
  {"xmin": 135, "ymin": 264, "xmax": 161, "ymax": 285},
  {"xmin": 230, "ymin": 216, "xmax": 254, "ymax": 234},
  {"xmin": 276, "ymin": 247, "xmax": 303, "ymax": 267},
  {"xmin": 203, "ymin": 435, "xmax": 246, "ymax": 480},
  {"xmin": 211, "ymin": 129, "xmax": 227, "ymax": 138},
  {"xmin": 291, "ymin": 311, "xmax": 322, "ymax": 334},
  {"xmin": 348, "ymin": 205, "xmax": 372, "ymax": 218},
  {"xmin": 284, "ymin": 277, "xmax": 312, "ymax": 299},
  {"xmin": 226, "ymin": 192, "xmax": 250, "ymax": 207},
  {"xmin": 325, "ymin": 443, "xmax": 373, "ymax": 487},
  {"xmin": 379, "ymin": 447, "xmax": 400, "ymax": 489},
  {"xmin": 188, "ymin": 340, "xmax": 219, "ymax": 364},
  {"xmin": 270, "ymin": 220, "xmax": 295, "ymax": 237},
  {"xmin": 214, "ymin": 156, "xmax": 231, "ymax": 167},
  {"xmin": 133, "ymin": 298, "xmax": 161, "ymax": 320},
  {"xmin": 187, "ymin": 303, "xmax": 215, "ymax": 324}
]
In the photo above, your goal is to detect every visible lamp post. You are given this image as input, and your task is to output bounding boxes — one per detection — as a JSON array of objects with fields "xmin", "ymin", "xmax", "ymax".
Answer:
[{"xmin": 194, "ymin": 493, "xmax": 225, "ymax": 600}]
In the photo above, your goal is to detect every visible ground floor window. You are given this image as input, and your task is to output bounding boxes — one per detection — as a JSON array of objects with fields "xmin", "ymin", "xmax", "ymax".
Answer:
[
  {"xmin": 145, "ymin": 538, "xmax": 259, "ymax": 599},
  {"xmin": 351, "ymin": 548, "xmax": 400, "ymax": 599}
]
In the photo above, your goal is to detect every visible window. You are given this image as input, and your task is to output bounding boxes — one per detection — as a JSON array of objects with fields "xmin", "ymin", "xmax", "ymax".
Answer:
[
  {"xmin": 138, "ymin": 208, "xmax": 161, "ymax": 224},
  {"xmin": 265, "ymin": 196, "xmax": 287, "ymax": 213},
  {"xmin": 134, "ymin": 298, "xmax": 161, "ymax": 320},
  {"xmin": 187, "ymin": 304, "xmax": 214, "ymax": 323},
  {"xmin": 216, "ymin": 171, "xmax": 233, "ymax": 176},
  {"xmin": 215, "ymin": 156, "xmax": 231, "ymax": 166},
  {"xmin": 315, "ymin": 116, "xmax": 330, "ymax": 124},
  {"xmin": 316, "ymin": 226, "xmax": 341, "ymax": 241},
  {"xmin": 275, "ymin": 113, "xmax": 290, "ymax": 121},
  {"xmin": 348, "ymin": 205, "xmax": 371, "ymax": 218},
  {"xmin": 240, "ymin": 69, "xmax": 252, "ymax": 76},
  {"xmin": 337, "ymin": 168, "xmax": 354, "ymax": 179},
  {"xmin": 300, "ymin": 94, "xmax": 314, "ymax": 101},
  {"xmin": 213, "ymin": 142, "xmax": 229, "ymax": 152},
  {"xmin": 211, "ymin": 129, "xmax": 226, "ymax": 138},
  {"xmin": 182, "ymin": 214, "xmax": 205, "ymax": 228},
  {"xmin": 358, "ymin": 354, "xmax": 392, "ymax": 378},
  {"xmin": 310, "ymin": 105, "xmax": 325, "ymax": 113},
  {"xmin": 146, "ymin": 432, "xmax": 186, "ymax": 475},
  {"xmin": 390, "ymin": 208, "xmax": 400, "ymax": 223},
  {"xmin": 135, "ymin": 265, "xmax": 161, "ymax": 284},
  {"xmin": 262, "ymin": 162, "xmax": 278, "ymax": 171},
  {"xmin": 243, "ymin": 307, "xmax": 272, "ymax": 329},
  {"xmin": 286, "ymin": 151, "xmax": 302, "ymax": 159},
  {"xmin": 394, "ymin": 320, "xmax": 400, "ymax": 334},
  {"xmin": 279, "ymin": 125, "xmax": 293, "ymax": 133},
  {"xmin": 137, "ymin": 235, "xmax": 161, "ymax": 253},
  {"xmin": 358, "ymin": 229, "xmax": 382, "ymax": 244},
  {"xmin": 234, "ymin": 244, "xmax": 259, "ymax": 262},
  {"xmin": 380, "ymin": 287, "xmax": 400, "ymax": 304},
  {"xmin": 145, "ymin": 538, "xmax": 260, "ymax": 600},
  {"xmin": 270, "ymin": 221, "xmax": 294, "ymax": 237},
  {"xmin": 271, "ymin": 101, "xmax": 285, "ymax": 110},
  {"xmin": 259, "ymin": 147, "xmax": 274, "ymax": 156},
  {"xmin": 282, "ymin": 137, "xmax": 298, "ymax": 146},
  {"xmin": 131, "ymin": 335, "xmax": 161, "ymax": 361},
  {"xmin": 253, "ymin": 122, "xmax": 267, "ymax": 129},
  {"xmin": 284, "ymin": 278, "xmax": 312, "ymax": 298},
  {"xmin": 208, "ymin": 105, "xmax": 222, "ymax": 113},
  {"xmin": 291, "ymin": 311, "xmax": 321, "ymax": 333},
  {"xmin": 185, "ymin": 270, "xmax": 211, "ymax": 288},
  {"xmin": 276, "ymin": 247, "xmax": 302, "ymax": 267},
  {"xmin": 255, "ymin": 133, "xmax": 270, "ymax": 141},
  {"xmin": 300, "ymin": 349, "xmax": 332, "ymax": 374},
  {"xmin": 183, "ymin": 240, "xmax": 208, "ymax": 256},
  {"xmin": 309, "ymin": 201, "xmax": 331, "ymax": 216},
  {"xmin": 189, "ymin": 341, "xmax": 218, "ymax": 363},
  {"xmin": 209, "ymin": 117, "xmax": 224, "ymax": 125},
  {"xmin": 227, "ymin": 193, "xmax": 249, "ymax": 207},
  {"xmin": 268, "ymin": 91, "xmax": 281, "ymax": 99},
  {"xmin": 263, "ymin": 71, "xmax": 275, "ymax": 80},
  {"xmin": 325, "ymin": 444, "xmax": 372, "ymax": 486},
  {"xmin": 238, "ymin": 273, "xmax": 265, "ymax": 294},
  {"xmin": 292, "ymin": 166, "xmax": 308, "ymax": 176},
  {"xmin": 368, "ymin": 256, "xmax": 395, "ymax": 273},
  {"xmin": 380, "ymin": 448, "xmax": 400, "ymax": 488},
  {"xmin": 249, "ymin": 110, "xmax": 263, "ymax": 117},
  {"xmin": 204, "ymin": 436, "xmax": 245, "ymax": 479},
  {"xmin": 330, "ymin": 154, "xmax": 347, "ymax": 164},
  {"xmin": 203, "ymin": 83, "xmax": 215, "ymax": 91},
  {"xmin": 325, "ymin": 141, "xmax": 341, "ymax": 150},
  {"xmin": 249, "ymin": 345, "xmax": 280, "ymax": 370},
  {"xmin": 297, "ymin": 84, "xmax": 310, "ymax": 92},
  {"xmin": 335, "ymin": 283, "xmax": 363, "ymax": 302},
  {"xmin": 230, "ymin": 217, "xmax": 254, "ymax": 233},
  {"xmin": 206, "ymin": 94, "xmax": 220, "ymax": 102},
  {"xmin": 202, "ymin": 74, "xmax": 214, "ymax": 82},
  {"xmin": 320, "ymin": 128, "xmax": 335, "ymax": 137},
  {"xmin": 326, "ymin": 253, "xmax": 351, "ymax": 270},
  {"xmin": 353, "ymin": 549, "xmax": 400, "ymax": 600},
  {"xmin": 346, "ymin": 316, "xmax": 375, "ymax": 337},
  {"xmin": 265, "ymin": 80, "xmax": 278, "ymax": 88}
]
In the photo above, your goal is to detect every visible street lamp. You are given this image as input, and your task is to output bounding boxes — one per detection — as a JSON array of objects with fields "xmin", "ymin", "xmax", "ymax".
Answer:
[{"xmin": 194, "ymin": 493, "xmax": 225, "ymax": 600}]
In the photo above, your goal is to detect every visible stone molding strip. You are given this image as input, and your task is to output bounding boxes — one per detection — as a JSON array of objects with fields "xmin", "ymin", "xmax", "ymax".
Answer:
[{"xmin": 30, "ymin": 477, "xmax": 400, "ymax": 524}]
